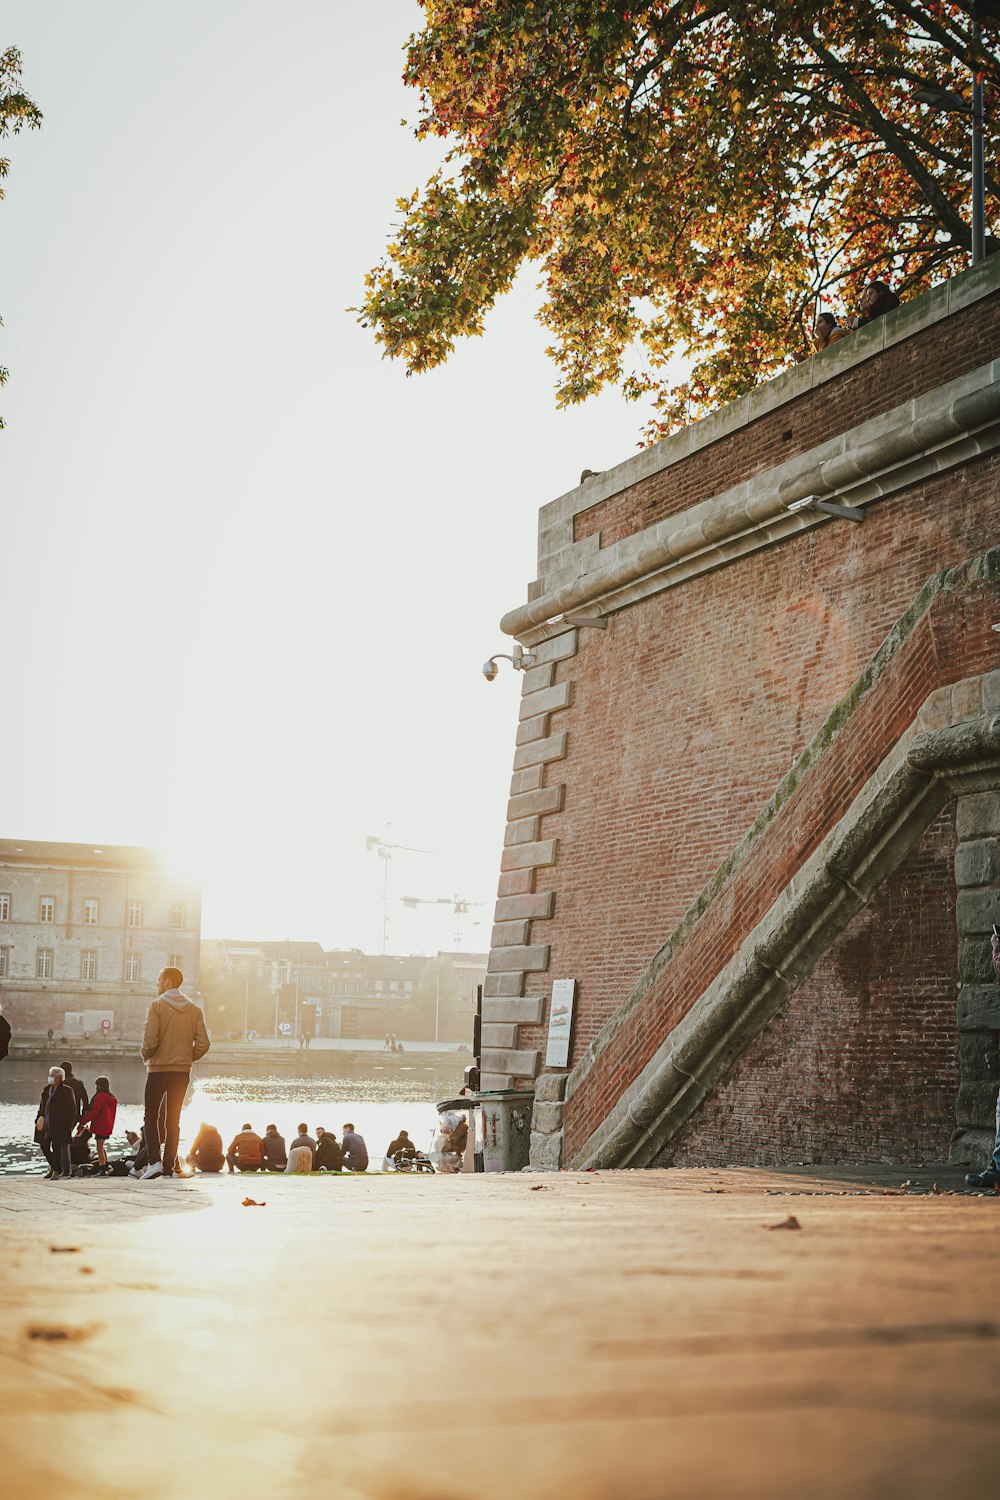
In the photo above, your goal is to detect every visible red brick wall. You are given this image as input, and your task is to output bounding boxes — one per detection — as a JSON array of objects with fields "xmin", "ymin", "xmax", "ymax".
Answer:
[
  {"xmin": 573, "ymin": 290, "xmax": 1000, "ymax": 550},
  {"xmin": 652, "ymin": 806, "xmax": 959, "ymax": 1166},
  {"xmin": 521, "ymin": 451, "xmax": 1000, "ymax": 1164}
]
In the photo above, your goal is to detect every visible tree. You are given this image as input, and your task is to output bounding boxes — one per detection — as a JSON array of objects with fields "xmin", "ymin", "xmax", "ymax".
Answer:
[
  {"xmin": 1, "ymin": 45, "xmax": 41, "ymax": 431},
  {"xmin": 360, "ymin": 2, "xmax": 999, "ymax": 440}
]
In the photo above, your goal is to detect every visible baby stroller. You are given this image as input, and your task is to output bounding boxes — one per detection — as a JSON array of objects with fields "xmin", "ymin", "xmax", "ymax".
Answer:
[
  {"xmin": 429, "ymin": 1103, "xmax": 470, "ymax": 1174},
  {"xmin": 390, "ymin": 1146, "xmax": 435, "ymax": 1173}
]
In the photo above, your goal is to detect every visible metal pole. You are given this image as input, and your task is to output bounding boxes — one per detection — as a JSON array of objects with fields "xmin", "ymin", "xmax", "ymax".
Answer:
[
  {"xmin": 435, "ymin": 956, "xmax": 440, "ymax": 1045},
  {"xmin": 243, "ymin": 961, "xmax": 250, "ymax": 1042},
  {"xmin": 294, "ymin": 953, "xmax": 300, "ymax": 1040},
  {"xmin": 972, "ymin": 16, "xmax": 986, "ymax": 264}
]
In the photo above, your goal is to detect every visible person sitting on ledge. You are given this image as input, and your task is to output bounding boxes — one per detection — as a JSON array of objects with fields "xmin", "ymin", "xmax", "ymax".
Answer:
[
  {"xmin": 261, "ymin": 1123, "xmax": 287, "ymax": 1172},
  {"xmin": 187, "ymin": 1121, "xmax": 225, "ymax": 1173},
  {"xmin": 226, "ymin": 1123, "xmax": 264, "ymax": 1173},
  {"xmin": 849, "ymin": 279, "xmax": 901, "ymax": 329},
  {"xmin": 812, "ymin": 311, "xmax": 849, "ymax": 350},
  {"xmin": 341, "ymin": 1123, "xmax": 369, "ymax": 1174},
  {"xmin": 314, "ymin": 1127, "xmax": 343, "ymax": 1173}
]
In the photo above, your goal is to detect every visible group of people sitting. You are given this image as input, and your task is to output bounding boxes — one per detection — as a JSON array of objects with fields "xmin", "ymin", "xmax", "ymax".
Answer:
[
  {"xmin": 804, "ymin": 279, "xmax": 902, "ymax": 356},
  {"xmin": 186, "ymin": 1121, "xmax": 370, "ymax": 1175}
]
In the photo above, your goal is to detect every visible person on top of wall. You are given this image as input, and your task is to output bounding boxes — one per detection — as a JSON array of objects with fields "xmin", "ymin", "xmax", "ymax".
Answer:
[
  {"xmin": 812, "ymin": 311, "xmax": 850, "ymax": 350},
  {"xmin": 966, "ymin": 927, "xmax": 1000, "ymax": 1193},
  {"xmin": 313, "ymin": 1127, "xmax": 344, "ymax": 1173},
  {"xmin": 226, "ymin": 1123, "xmax": 264, "ymax": 1173},
  {"xmin": 187, "ymin": 1121, "xmax": 226, "ymax": 1173},
  {"xmin": 261, "ymin": 1123, "xmax": 287, "ymax": 1172},
  {"xmin": 850, "ymin": 279, "xmax": 901, "ymax": 329}
]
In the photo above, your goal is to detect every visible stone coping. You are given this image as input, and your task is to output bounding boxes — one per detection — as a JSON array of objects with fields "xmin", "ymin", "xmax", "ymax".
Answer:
[
  {"xmin": 534, "ymin": 255, "xmax": 1000, "ymax": 574},
  {"xmin": 503, "ymin": 359, "xmax": 1000, "ymax": 641}
]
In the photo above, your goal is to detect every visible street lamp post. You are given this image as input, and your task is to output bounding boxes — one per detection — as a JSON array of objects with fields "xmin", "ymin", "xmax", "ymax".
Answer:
[{"xmin": 913, "ymin": 7, "xmax": 991, "ymax": 263}]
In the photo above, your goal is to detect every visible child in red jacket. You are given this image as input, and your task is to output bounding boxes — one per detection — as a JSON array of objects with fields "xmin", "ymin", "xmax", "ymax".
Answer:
[{"xmin": 77, "ymin": 1076, "xmax": 118, "ymax": 1176}]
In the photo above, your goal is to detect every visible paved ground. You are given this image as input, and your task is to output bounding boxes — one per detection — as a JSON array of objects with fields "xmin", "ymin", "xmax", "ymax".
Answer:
[{"xmin": 1, "ymin": 1164, "xmax": 997, "ymax": 1500}]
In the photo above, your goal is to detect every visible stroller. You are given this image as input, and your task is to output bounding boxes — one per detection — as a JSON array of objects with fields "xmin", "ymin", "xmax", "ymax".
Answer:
[
  {"xmin": 429, "ymin": 1103, "xmax": 470, "ymax": 1174},
  {"xmin": 390, "ymin": 1146, "xmax": 435, "ymax": 1173}
]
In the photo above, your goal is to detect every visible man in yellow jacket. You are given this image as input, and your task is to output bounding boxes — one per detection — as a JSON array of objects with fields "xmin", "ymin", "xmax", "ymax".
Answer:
[{"xmin": 139, "ymin": 966, "xmax": 210, "ymax": 1181}]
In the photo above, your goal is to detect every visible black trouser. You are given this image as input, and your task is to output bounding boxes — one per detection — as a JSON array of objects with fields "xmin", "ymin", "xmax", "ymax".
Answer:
[
  {"xmin": 144, "ymin": 1071, "xmax": 190, "ymax": 1172},
  {"xmin": 226, "ymin": 1155, "xmax": 260, "ymax": 1172},
  {"xmin": 38, "ymin": 1137, "xmax": 57, "ymax": 1171}
]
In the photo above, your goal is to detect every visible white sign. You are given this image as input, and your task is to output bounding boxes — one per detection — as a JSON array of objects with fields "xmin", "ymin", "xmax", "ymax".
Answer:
[
  {"xmin": 545, "ymin": 978, "xmax": 577, "ymax": 1068},
  {"xmin": 101, "ymin": 1018, "xmax": 111, "ymax": 1034},
  {"xmin": 279, "ymin": 1021, "xmax": 292, "ymax": 1035}
]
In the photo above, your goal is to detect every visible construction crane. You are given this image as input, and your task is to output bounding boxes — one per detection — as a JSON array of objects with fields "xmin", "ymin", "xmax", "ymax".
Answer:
[
  {"xmin": 366, "ymin": 835, "xmax": 433, "ymax": 954},
  {"xmin": 400, "ymin": 893, "xmax": 483, "ymax": 949}
]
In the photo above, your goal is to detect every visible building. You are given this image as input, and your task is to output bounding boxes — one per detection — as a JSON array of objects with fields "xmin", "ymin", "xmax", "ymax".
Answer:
[
  {"xmin": 200, "ymin": 939, "xmax": 487, "ymax": 1042},
  {"xmin": 0, "ymin": 840, "xmax": 201, "ymax": 1039},
  {"xmin": 480, "ymin": 255, "xmax": 1000, "ymax": 1171}
]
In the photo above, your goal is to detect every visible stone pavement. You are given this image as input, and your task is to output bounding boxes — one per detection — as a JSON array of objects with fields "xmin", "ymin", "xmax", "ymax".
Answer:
[{"xmin": 1, "ymin": 1165, "xmax": 997, "ymax": 1500}]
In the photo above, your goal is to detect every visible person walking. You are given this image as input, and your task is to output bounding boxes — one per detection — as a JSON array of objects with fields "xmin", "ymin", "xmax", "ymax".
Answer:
[
  {"xmin": 341, "ymin": 1122, "xmax": 369, "ymax": 1173},
  {"xmin": 139, "ymin": 966, "xmax": 210, "ymax": 1181}
]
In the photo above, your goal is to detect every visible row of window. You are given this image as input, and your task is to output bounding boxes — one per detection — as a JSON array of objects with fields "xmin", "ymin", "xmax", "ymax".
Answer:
[
  {"xmin": 0, "ymin": 895, "xmax": 186, "ymax": 929},
  {"xmin": 0, "ymin": 948, "xmax": 183, "ymax": 981}
]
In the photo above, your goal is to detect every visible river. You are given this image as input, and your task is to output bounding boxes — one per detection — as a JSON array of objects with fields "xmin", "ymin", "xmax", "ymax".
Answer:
[{"xmin": 0, "ymin": 1054, "xmax": 461, "ymax": 1174}]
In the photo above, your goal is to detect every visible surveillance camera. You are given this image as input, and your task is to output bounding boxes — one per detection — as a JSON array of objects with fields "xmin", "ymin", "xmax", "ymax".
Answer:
[{"xmin": 482, "ymin": 659, "xmax": 499, "ymax": 682}]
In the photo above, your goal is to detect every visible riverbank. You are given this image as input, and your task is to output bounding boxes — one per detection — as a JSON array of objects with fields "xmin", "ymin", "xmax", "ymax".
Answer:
[
  {"xmin": 8, "ymin": 1037, "xmax": 470, "ymax": 1063},
  {"xmin": 1, "ymin": 1165, "xmax": 996, "ymax": 1499}
]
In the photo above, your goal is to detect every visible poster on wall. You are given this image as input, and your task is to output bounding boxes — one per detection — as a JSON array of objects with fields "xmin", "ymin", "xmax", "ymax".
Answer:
[{"xmin": 545, "ymin": 978, "xmax": 577, "ymax": 1068}]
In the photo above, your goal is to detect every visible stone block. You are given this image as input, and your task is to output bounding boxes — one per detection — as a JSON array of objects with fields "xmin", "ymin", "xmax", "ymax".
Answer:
[
  {"xmin": 956, "ymin": 1081, "xmax": 1000, "ymax": 1129},
  {"xmin": 917, "ymin": 686, "xmax": 953, "ymax": 732},
  {"xmin": 482, "ymin": 995, "xmax": 546, "ymax": 1025},
  {"xmin": 506, "ymin": 785, "xmax": 565, "ymax": 823},
  {"xmin": 479, "ymin": 1072, "xmax": 514, "ymax": 1091},
  {"xmin": 957, "ymin": 791, "xmax": 1000, "ymax": 841},
  {"xmin": 519, "ymin": 682, "xmax": 572, "ymax": 721},
  {"xmin": 482, "ymin": 1023, "xmax": 519, "ymax": 1050},
  {"xmin": 949, "ymin": 1125, "xmax": 995, "ymax": 1165},
  {"xmin": 484, "ymin": 972, "xmax": 526, "ymax": 998},
  {"xmin": 956, "ymin": 887, "xmax": 1000, "ymax": 935},
  {"xmin": 951, "ymin": 677, "xmax": 984, "ymax": 722},
  {"xmin": 529, "ymin": 629, "xmax": 578, "ymax": 665},
  {"xmin": 520, "ymin": 662, "xmax": 555, "ymax": 694},
  {"xmin": 958, "ymin": 938, "xmax": 996, "ymax": 985},
  {"xmin": 958, "ymin": 1031, "xmax": 1000, "ymax": 1083},
  {"xmin": 488, "ymin": 943, "xmax": 551, "ymax": 975},
  {"xmin": 500, "ymin": 840, "xmax": 557, "ymax": 873},
  {"xmin": 494, "ymin": 891, "xmax": 556, "ymax": 923},
  {"xmin": 509, "ymin": 765, "xmax": 545, "ymax": 797},
  {"xmin": 529, "ymin": 1131, "xmax": 563, "ymax": 1169},
  {"xmin": 512, "ymin": 732, "xmax": 568, "ymax": 772},
  {"xmin": 490, "ymin": 920, "xmax": 531, "ymax": 947},
  {"xmin": 504, "ymin": 816, "xmax": 541, "ymax": 848},
  {"xmin": 481, "ymin": 1047, "xmax": 541, "ymax": 1079},
  {"xmin": 516, "ymin": 713, "xmax": 551, "ymax": 746},
  {"xmin": 534, "ymin": 1071, "xmax": 568, "ymax": 1102},
  {"xmin": 957, "ymin": 984, "xmax": 1000, "ymax": 1030},
  {"xmin": 981, "ymin": 670, "xmax": 1000, "ymax": 716},
  {"xmin": 497, "ymin": 869, "xmax": 535, "ymax": 899},
  {"xmin": 955, "ymin": 840, "xmax": 998, "ymax": 888},
  {"xmin": 532, "ymin": 1101, "xmax": 564, "ymax": 1134}
]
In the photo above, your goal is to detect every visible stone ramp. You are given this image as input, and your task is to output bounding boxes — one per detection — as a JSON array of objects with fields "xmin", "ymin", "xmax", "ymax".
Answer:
[{"xmin": 1, "ymin": 1169, "xmax": 997, "ymax": 1499}]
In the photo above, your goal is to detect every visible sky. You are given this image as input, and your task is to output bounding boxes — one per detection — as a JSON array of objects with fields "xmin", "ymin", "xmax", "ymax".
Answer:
[{"xmin": 1, "ymin": 1, "xmax": 656, "ymax": 957}]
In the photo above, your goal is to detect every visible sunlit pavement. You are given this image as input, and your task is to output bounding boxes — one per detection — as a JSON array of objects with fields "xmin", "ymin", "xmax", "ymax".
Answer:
[{"xmin": 1, "ymin": 1165, "xmax": 997, "ymax": 1500}]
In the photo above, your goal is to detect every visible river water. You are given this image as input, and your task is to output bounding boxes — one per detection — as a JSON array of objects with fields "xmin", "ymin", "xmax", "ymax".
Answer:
[{"xmin": 0, "ymin": 1055, "xmax": 461, "ymax": 1174}]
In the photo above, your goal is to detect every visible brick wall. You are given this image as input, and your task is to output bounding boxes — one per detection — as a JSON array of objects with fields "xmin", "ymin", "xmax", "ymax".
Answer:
[
  {"xmin": 652, "ymin": 806, "xmax": 960, "ymax": 1166},
  {"xmin": 574, "ymin": 290, "xmax": 1000, "ymax": 549}
]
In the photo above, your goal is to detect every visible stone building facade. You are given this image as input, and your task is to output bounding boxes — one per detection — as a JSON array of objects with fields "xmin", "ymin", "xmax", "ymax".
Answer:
[
  {"xmin": 0, "ymin": 840, "xmax": 201, "ymax": 1040},
  {"xmin": 482, "ymin": 255, "xmax": 1000, "ymax": 1170}
]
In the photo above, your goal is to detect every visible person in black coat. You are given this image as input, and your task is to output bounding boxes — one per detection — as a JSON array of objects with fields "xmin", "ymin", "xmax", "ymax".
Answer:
[
  {"xmin": 313, "ymin": 1128, "xmax": 343, "ymax": 1173},
  {"xmin": 35, "ymin": 1067, "xmax": 77, "ymax": 1179},
  {"xmin": 60, "ymin": 1061, "xmax": 89, "ymax": 1120},
  {"xmin": 0, "ymin": 1003, "xmax": 11, "ymax": 1062}
]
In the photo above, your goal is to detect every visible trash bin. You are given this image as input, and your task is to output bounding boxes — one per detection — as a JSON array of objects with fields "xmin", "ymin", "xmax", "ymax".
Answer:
[{"xmin": 473, "ymin": 1089, "xmax": 534, "ymax": 1173}]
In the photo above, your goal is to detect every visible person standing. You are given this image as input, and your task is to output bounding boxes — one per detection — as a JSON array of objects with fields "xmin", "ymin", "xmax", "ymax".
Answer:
[
  {"xmin": 39, "ymin": 1066, "xmax": 77, "ymax": 1180},
  {"xmin": 0, "ymin": 1002, "xmax": 11, "ymax": 1062},
  {"xmin": 139, "ymin": 967, "xmax": 210, "ymax": 1182},
  {"xmin": 60, "ymin": 1060, "xmax": 89, "ymax": 1122},
  {"xmin": 76, "ymin": 1076, "xmax": 118, "ymax": 1176},
  {"xmin": 341, "ymin": 1122, "xmax": 369, "ymax": 1173}
]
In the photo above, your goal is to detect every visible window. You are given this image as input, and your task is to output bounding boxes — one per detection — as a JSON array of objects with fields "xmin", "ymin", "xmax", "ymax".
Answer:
[
  {"xmin": 81, "ymin": 950, "xmax": 97, "ymax": 981},
  {"xmin": 36, "ymin": 948, "xmax": 53, "ymax": 979},
  {"xmin": 0, "ymin": 947, "xmax": 8, "ymax": 978},
  {"xmin": 0, "ymin": 894, "xmax": 9, "ymax": 921},
  {"xmin": 40, "ymin": 897, "xmax": 55, "ymax": 924},
  {"xmin": 128, "ymin": 900, "xmax": 143, "ymax": 928},
  {"xmin": 125, "ymin": 952, "xmax": 140, "ymax": 982},
  {"xmin": 169, "ymin": 903, "xmax": 185, "ymax": 930},
  {"xmin": 168, "ymin": 953, "xmax": 183, "ymax": 971},
  {"xmin": 84, "ymin": 899, "xmax": 98, "ymax": 926}
]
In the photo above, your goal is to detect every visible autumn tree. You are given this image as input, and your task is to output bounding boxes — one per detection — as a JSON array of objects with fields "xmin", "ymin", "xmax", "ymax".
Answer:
[
  {"xmin": 360, "ymin": 2, "xmax": 999, "ymax": 439},
  {"xmin": 0, "ymin": 45, "xmax": 41, "ymax": 430}
]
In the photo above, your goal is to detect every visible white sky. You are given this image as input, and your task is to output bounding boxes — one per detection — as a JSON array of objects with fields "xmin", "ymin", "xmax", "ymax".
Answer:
[{"xmin": 1, "ymin": 1, "xmax": 655, "ymax": 956}]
